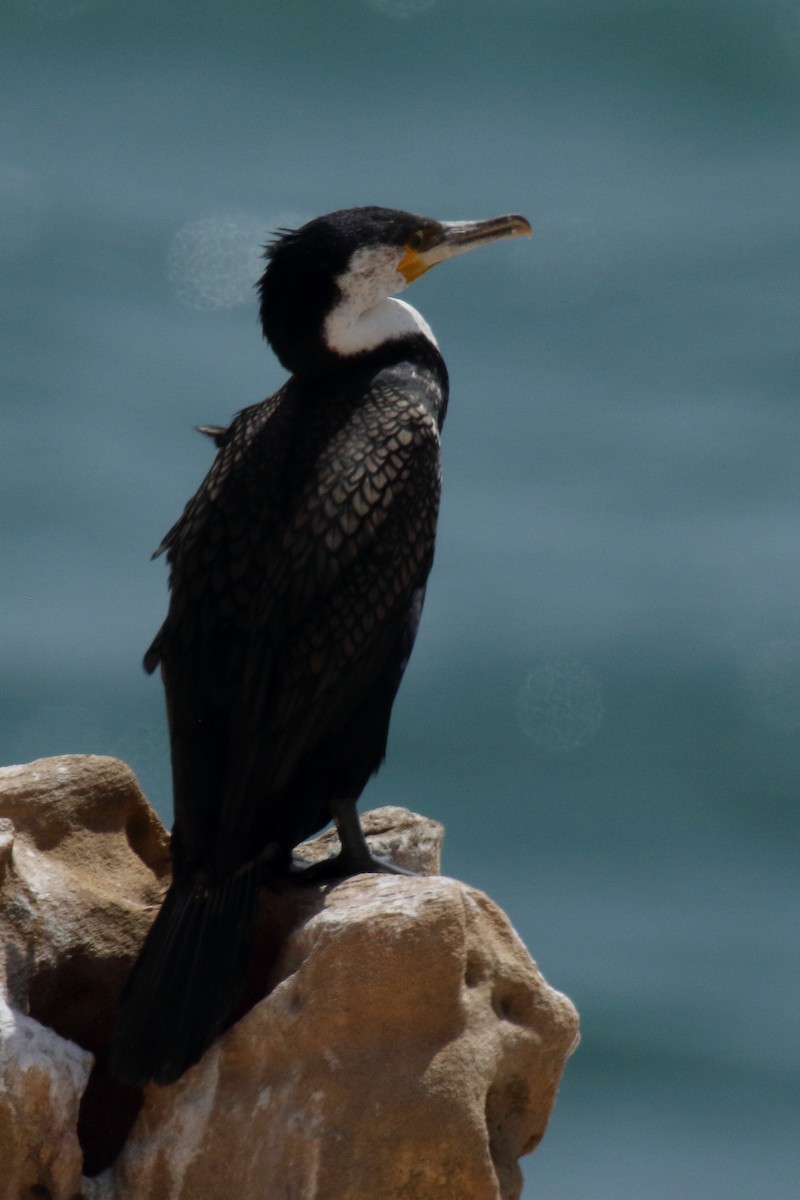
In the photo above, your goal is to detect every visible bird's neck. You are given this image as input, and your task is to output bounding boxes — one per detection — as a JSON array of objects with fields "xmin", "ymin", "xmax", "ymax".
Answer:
[{"xmin": 323, "ymin": 296, "xmax": 439, "ymax": 358}]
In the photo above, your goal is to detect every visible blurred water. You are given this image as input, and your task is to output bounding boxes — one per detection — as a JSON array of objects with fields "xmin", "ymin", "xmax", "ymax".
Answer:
[{"xmin": 1, "ymin": 1, "xmax": 798, "ymax": 1195}]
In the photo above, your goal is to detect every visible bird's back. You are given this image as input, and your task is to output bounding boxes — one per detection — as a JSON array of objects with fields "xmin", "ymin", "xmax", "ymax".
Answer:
[{"xmin": 148, "ymin": 346, "xmax": 448, "ymax": 882}]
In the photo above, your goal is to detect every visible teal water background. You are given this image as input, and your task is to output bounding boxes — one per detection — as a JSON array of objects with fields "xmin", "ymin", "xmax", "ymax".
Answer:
[{"xmin": 2, "ymin": 1, "xmax": 799, "ymax": 1194}]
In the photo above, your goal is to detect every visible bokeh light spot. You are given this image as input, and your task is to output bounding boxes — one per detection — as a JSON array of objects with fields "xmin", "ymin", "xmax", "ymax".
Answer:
[
  {"xmin": 167, "ymin": 212, "xmax": 310, "ymax": 312},
  {"xmin": 167, "ymin": 214, "xmax": 269, "ymax": 312},
  {"xmin": 517, "ymin": 659, "xmax": 605, "ymax": 753}
]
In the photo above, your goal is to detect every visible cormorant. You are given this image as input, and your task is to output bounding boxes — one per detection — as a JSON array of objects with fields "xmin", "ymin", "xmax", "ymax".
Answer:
[{"xmin": 111, "ymin": 205, "xmax": 531, "ymax": 1086}]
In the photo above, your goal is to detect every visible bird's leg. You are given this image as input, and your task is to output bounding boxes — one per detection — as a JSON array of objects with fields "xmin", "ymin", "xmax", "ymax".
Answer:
[
  {"xmin": 332, "ymin": 796, "xmax": 412, "ymax": 874},
  {"xmin": 290, "ymin": 796, "xmax": 414, "ymax": 882}
]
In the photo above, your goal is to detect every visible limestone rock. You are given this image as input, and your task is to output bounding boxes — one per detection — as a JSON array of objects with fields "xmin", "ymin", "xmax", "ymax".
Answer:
[
  {"xmin": 0, "ymin": 995, "xmax": 92, "ymax": 1200},
  {"xmin": 0, "ymin": 755, "xmax": 169, "ymax": 1053},
  {"xmin": 0, "ymin": 755, "xmax": 579, "ymax": 1200}
]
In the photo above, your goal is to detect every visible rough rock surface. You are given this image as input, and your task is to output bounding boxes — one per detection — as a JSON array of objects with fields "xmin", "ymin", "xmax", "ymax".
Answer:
[{"xmin": 0, "ymin": 755, "xmax": 579, "ymax": 1200}]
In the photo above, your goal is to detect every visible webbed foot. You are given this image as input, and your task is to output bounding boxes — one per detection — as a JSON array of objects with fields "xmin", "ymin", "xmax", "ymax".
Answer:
[{"xmin": 287, "ymin": 797, "xmax": 419, "ymax": 884}]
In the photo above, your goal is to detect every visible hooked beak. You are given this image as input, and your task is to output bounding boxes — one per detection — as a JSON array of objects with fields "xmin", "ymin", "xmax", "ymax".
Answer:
[{"xmin": 398, "ymin": 213, "xmax": 532, "ymax": 284}]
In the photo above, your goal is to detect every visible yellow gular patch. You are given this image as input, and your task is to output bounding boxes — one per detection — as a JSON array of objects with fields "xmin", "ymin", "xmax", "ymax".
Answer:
[{"xmin": 397, "ymin": 245, "xmax": 429, "ymax": 284}]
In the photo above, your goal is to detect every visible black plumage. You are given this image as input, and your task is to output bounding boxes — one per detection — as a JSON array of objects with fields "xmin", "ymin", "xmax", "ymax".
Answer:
[{"xmin": 111, "ymin": 206, "xmax": 529, "ymax": 1085}]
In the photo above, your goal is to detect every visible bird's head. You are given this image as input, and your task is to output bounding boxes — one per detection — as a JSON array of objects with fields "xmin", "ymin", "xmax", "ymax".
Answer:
[{"xmin": 258, "ymin": 205, "xmax": 531, "ymax": 375}]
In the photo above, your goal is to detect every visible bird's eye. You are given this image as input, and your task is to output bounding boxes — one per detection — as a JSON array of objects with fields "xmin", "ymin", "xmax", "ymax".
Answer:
[{"xmin": 408, "ymin": 230, "xmax": 425, "ymax": 251}]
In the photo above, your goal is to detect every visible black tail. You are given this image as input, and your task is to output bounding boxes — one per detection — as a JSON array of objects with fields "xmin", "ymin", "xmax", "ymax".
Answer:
[{"xmin": 110, "ymin": 865, "xmax": 260, "ymax": 1086}]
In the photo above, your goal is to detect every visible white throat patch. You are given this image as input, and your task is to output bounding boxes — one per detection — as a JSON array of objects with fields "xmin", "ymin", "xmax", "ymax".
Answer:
[{"xmin": 323, "ymin": 244, "xmax": 439, "ymax": 357}]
